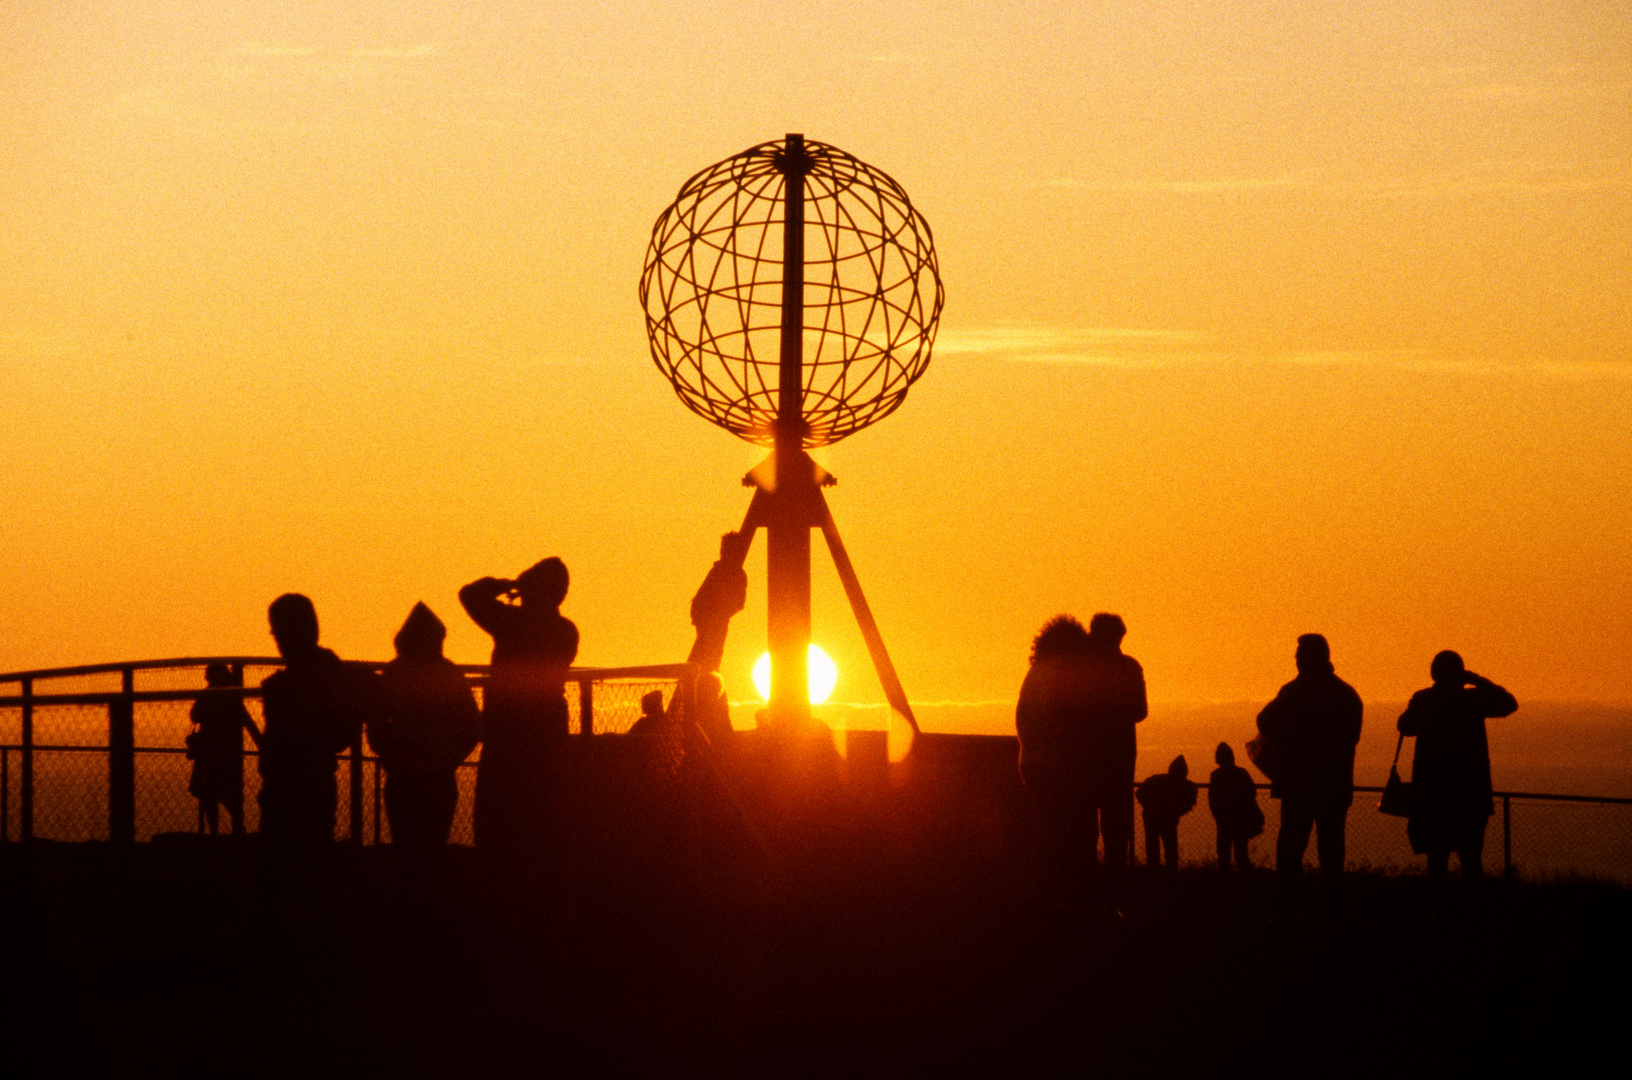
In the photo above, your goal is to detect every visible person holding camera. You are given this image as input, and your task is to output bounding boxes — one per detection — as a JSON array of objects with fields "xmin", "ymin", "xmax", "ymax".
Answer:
[
  {"xmin": 459, "ymin": 559, "xmax": 579, "ymax": 878},
  {"xmin": 1398, "ymin": 651, "xmax": 1517, "ymax": 917}
]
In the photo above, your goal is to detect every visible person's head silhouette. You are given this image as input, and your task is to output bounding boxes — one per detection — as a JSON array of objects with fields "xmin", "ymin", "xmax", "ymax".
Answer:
[
  {"xmin": 1087, "ymin": 612, "xmax": 1127, "ymax": 648},
  {"xmin": 268, "ymin": 593, "xmax": 319, "ymax": 659},
  {"xmin": 1215, "ymin": 741, "xmax": 1235, "ymax": 767},
  {"xmin": 641, "ymin": 690, "xmax": 664, "ymax": 718},
  {"xmin": 1431, "ymin": 649, "xmax": 1466, "ymax": 686},
  {"xmin": 394, "ymin": 602, "xmax": 447, "ymax": 661},
  {"xmin": 516, "ymin": 558, "xmax": 569, "ymax": 608},
  {"xmin": 1169, "ymin": 754, "xmax": 1188, "ymax": 778},
  {"xmin": 1030, "ymin": 615, "xmax": 1089, "ymax": 664},
  {"xmin": 1294, "ymin": 633, "xmax": 1333, "ymax": 676}
]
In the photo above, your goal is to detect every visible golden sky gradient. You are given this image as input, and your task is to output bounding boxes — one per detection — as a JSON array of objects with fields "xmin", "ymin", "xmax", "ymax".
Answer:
[{"xmin": 4, "ymin": 2, "xmax": 1629, "ymax": 713}]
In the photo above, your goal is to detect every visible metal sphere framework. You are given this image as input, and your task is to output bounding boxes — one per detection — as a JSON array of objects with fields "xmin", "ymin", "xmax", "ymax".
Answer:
[{"xmin": 642, "ymin": 138, "xmax": 943, "ymax": 448}]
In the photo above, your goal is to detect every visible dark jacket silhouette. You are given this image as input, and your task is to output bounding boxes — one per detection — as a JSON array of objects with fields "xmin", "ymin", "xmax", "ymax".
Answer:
[
  {"xmin": 369, "ymin": 603, "xmax": 481, "ymax": 855},
  {"xmin": 1255, "ymin": 634, "xmax": 1362, "ymax": 913},
  {"xmin": 1255, "ymin": 645, "xmax": 1363, "ymax": 809},
  {"xmin": 1137, "ymin": 755, "xmax": 1197, "ymax": 871},
  {"xmin": 460, "ymin": 559, "xmax": 579, "ymax": 861},
  {"xmin": 1208, "ymin": 742, "xmax": 1262, "ymax": 871},
  {"xmin": 627, "ymin": 690, "xmax": 667, "ymax": 737},
  {"xmin": 1398, "ymin": 651, "xmax": 1517, "ymax": 859},
  {"xmin": 1016, "ymin": 613, "xmax": 1146, "ymax": 909},
  {"xmin": 258, "ymin": 594, "xmax": 369, "ymax": 858},
  {"xmin": 688, "ymin": 531, "xmax": 751, "ymax": 675},
  {"xmin": 187, "ymin": 662, "xmax": 260, "ymax": 835}
]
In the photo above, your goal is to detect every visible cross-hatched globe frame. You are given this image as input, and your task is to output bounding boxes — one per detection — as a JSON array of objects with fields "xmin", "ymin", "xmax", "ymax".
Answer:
[{"xmin": 641, "ymin": 138, "xmax": 944, "ymax": 448}]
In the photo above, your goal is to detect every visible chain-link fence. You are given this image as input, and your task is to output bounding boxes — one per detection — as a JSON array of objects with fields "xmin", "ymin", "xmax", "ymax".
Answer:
[
  {"xmin": 3, "ymin": 661, "xmax": 1628, "ymax": 884},
  {"xmin": 1141, "ymin": 784, "xmax": 1632, "ymax": 884},
  {"xmin": 0, "ymin": 659, "xmax": 695, "ymax": 848}
]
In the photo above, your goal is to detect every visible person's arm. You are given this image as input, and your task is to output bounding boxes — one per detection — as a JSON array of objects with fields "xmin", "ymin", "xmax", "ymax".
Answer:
[
  {"xmin": 1345, "ymin": 687, "xmax": 1364, "ymax": 748},
  {"xmin": 1462, "ymin": 672, "xmax": 1517, "ymax": 719},
  {"xmin": 1123, "ymin": 657, "xmax": 1149, "ymax": 724},
  {"xmin": 1397, "ymin": 692, "xmax": 1426, "ymax": 737},
  {"xmin": 459, "ymin": 577, "xmax": 515, "ymax": 637},
  {"xmin": 1257, "ymin": 690, "xmax": 1287, "ymax": 738}
]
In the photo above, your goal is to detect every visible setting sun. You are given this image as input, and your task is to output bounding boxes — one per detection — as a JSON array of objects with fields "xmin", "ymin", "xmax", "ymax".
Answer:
[{"xmin": 753, "ymin": 645, "xmax": 838, "ymax": 705}]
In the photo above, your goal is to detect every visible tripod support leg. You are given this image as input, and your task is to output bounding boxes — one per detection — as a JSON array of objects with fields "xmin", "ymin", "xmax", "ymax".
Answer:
[{"xmin": 816, "ymin": 491, "xmax": 920, "ymax": 735}]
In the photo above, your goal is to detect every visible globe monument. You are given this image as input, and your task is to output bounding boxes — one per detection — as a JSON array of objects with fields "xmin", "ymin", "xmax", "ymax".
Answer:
[{"xmin": 642, "ymin": 134, "xmax": 944, "ymax": 732}]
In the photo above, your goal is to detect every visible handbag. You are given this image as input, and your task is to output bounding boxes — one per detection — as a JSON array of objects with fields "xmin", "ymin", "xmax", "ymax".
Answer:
[
  {"xmin": 1245, "ymin": 733, "xmax": 1280, "ymax": 782},
  {"xmin": 1378, "ymin": 733, "xmax": 1413, "ymax": 817}
]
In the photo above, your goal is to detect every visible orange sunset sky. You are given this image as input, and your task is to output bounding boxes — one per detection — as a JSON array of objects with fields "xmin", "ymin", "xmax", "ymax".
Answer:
[{"xmin": 4, "ymin": 2, "xmax": 1629, "ymax": 715}]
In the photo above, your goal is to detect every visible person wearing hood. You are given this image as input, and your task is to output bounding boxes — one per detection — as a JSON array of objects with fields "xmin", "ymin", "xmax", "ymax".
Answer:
[
  {"xmin": 459, "ymin": 558, "xmax": 579, "ymax": 870},
  {"xmin": 1136, "ymin": 755, "xmax": 1198, "ymax": 873},
  {"xmin": 370, "ymin": 603, "xmax": 482, "ymax": 874},
  {"xmin": 1207, "ymin": 742, "xmax": 1263, "ymax": 872},
  {"xmin": 1254, "ymin": 634, "xmax": 1363, "ymax": 917},
  {"xmin": 258, "ymin": 593, "xmax": 374, "ymax": 885}
]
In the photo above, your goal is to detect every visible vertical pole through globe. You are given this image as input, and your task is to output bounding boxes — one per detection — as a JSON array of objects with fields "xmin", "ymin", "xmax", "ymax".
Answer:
[{"xmin": 769, "ymin": 133, "xmax": 813, "ymax": 728}]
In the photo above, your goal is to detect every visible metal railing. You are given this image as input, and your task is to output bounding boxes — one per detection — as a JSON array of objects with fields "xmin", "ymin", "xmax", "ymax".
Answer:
[
  {"xmin": 0, "ymin": 657, "xmax": 696, "ymax": 847},
  {"xmin": 1139, "ymin": 782, "xmax": 1632, "ymax": 885}
]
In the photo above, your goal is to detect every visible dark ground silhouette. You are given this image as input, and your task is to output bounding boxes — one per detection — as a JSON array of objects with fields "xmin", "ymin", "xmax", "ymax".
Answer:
[
  {"xmin": 4, "ymin": 724, "xmax": 1624, "ymax": 1076},
  {"xmin": 1, "ymin": 829, "xmax": 1625, "ymax": 1078}
]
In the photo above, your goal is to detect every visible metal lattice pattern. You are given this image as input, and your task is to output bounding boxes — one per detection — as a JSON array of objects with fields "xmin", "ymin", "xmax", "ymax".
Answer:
[{"xmin": 641, "ymin": 138, "xmax": 943, "ymax": 448}]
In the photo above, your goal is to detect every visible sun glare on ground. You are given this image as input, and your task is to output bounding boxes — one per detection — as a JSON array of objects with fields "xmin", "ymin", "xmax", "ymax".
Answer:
[{"xmin": 753, "ymin": 645, "xmax": 838, "ymax": 704}]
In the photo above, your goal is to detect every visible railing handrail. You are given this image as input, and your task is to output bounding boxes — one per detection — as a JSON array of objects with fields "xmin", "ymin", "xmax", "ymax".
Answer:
[{"xmin": 0, "ymin": 657, "xmax": 697, "ymax": 687}]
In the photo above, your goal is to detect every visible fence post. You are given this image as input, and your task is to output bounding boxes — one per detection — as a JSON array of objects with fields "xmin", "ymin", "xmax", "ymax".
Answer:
[
  {"xmin": 109, "ymin": 667, "xmax": 136, "ymax": 847},
  {"xmin": 579, "ymin": 679, "xmax": 594, "ymax": 738},
  {"xmin": 349, "ymin": 735, "xmax": 364, "ymax": 848},
  {"xmin": 373, "ymin": 758, "xmax": 382, "ymax": 845},
  {"xmin": 21, "ymin": 677, "xmax": 34, "ymax": 843},
  {"xmin": 1502, "ymin": 794, "xmax": 1512, "ymax": 879}
]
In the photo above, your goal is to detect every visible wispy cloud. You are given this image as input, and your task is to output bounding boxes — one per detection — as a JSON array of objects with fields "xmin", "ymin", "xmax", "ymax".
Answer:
[
  {"xmin": 938, "ymin": 330, "xmax": 1632, "ymax": 381},
  {"xmin": 1044, "ymin": 168, "xmax": 1327, "ymax": 194},
  {"xmin": 936, "ymin": 325, "xmax": 1215, "ymax": 368}
]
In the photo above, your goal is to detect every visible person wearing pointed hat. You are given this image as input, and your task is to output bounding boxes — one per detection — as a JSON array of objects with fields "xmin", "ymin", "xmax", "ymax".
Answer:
[
  {"xmin": 1137, "ymin": 754, "xmax": 1198, "ymax": 874},
  {"xmin": 459, "ymin": 559, "xmax": 579, "ymax": 872},
  {"xmin": 371, "ymin": 603, "xmax": 482, "ymax": 874}
]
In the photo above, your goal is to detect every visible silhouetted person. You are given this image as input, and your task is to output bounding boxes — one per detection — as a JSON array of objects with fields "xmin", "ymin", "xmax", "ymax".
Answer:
[
  {"xmin": 1398, "ymin": 651, "xmax": 1517, "ymax": 918},
  {"xmin": 369, "ymin": 603, "xmax": 481, "ymax": 881},
  {"xmin": 1207, "ymin": 742, "xmax": 1262, "ymax": 872},
  {"xmin": 688, "ymin": 531, "xmax": 751, "ymax": 675},
  {"xmin": 1016, "ymin": 612, "xmax": 1147, "ymax": 915},
  {"xmin": 460, "ymin": 559, "xmax": 579, "ymax": 878},
  {"xmin": 1255, "ymin": 634, "xmax": 1362, "ymax": 919},
  {"xmin": 187, "ymin": 663, "xmax": 261, "ymax": 837},
  {"xmin": 1137, "ymin": 755, "xmax": 1197, "ymax": 872},
  {"xmin": 627, "ymin": 690, "xmax": 667, "ymax": 737},
  {"xmin": 259, "ymin": 594, "xmax": 370, "ymax": 889}
]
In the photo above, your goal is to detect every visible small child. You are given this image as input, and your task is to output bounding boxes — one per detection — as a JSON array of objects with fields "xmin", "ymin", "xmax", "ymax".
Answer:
[
  {"xmin": 1137, "ymin": 755, "xmax": 1198, "ymax": 872},
  {"xmin": 1207, "ymin": 742, "xmax": 1264, "ymax": 872},
  {"xmin": 186, "ymin": 663, "xmax": 261, "ymax": 836}
]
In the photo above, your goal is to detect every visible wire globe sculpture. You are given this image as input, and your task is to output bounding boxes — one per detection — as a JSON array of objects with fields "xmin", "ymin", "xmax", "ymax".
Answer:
[{"xmin": 641, "ymin": 138, "xmax": 943, "ymax": 448}]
